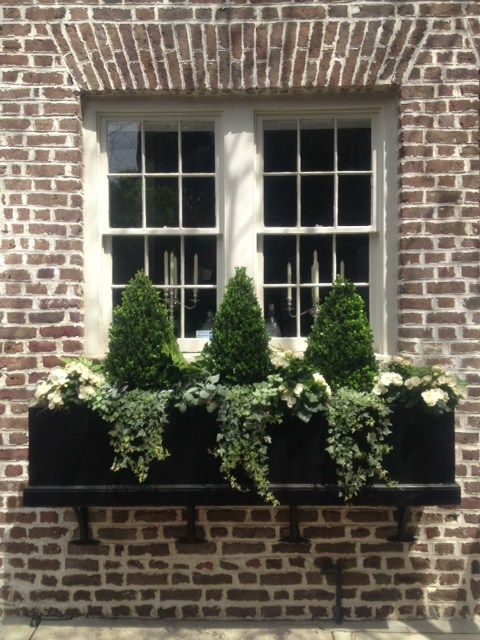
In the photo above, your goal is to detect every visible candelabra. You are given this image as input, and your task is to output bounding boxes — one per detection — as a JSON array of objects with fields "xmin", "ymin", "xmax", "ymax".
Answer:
[
  {"xmin": 286, "ymin": 290, "xmax": 320, "ymax": 320},
  {"xmin": 164, "ymin": 287, "xmax": 199, "ymax": 322}
]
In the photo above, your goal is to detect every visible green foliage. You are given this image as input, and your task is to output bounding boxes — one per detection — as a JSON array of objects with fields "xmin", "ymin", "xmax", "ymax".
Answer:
[
  {"xmin": 105, "ymin": 271, "xmax": 186, "ymax": 390},
  {"xmin": 215, "ymin": 382, "xmax": 283, "ymax": 505},
  {"xmin": 305, "ymin": 277, "xmax": 378, "ymax": 392},
  {"xmin": 175, "ymin": 374, "xmax": 227, "ymax": 415},
  {"xmin": 203, "ymin": 267, "xmax": 271, "ymax": 385},
  {"xmin": 106, "ymin": 388, "xmax": 171, "ymax": 482},
  {"xmin": 326, "ymin": 388, "xmax": 392, "ymax": 502}
]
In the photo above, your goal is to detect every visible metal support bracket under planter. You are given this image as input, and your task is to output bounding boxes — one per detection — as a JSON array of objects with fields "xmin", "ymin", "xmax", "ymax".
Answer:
[
  {"xmin": 72, "ymin": 506, "xmax": 98, "ymax": 545},
  {"xmin": 176, "ymin": 505, "xmax": 207, "ymax": 544},
  {"xmin": 388, "ymin": 505, "xmax": 416, "ymax": 543},
  {"xmin": 279, "ymin": 504, "xmax": 309, "ymax": 544}
]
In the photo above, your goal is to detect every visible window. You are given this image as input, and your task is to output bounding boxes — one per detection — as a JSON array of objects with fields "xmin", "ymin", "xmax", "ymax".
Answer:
[{"xmin": 84, "ymin": 96, "xmax": 396, "ymax": 356}]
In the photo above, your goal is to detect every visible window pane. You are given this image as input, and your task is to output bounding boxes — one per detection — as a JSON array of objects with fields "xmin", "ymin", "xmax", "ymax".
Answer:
[
  {"xmin": 182, "ymin": 177, "xmax": 215, "ymax": 228},
  {"xmin": 301, "ymin": 175, "xmax": 334, "ymax": 227},
  {"xmin": 112, "ymin": 236, "xmax": 144, "ymax": 284},
  {"xmin": 264, "ymin": 120, "xmax": 297, "ymax": 173},
  {"xmin": 184, "ymin": 236, "xmax": 216, "ymax": 285},
  {"xmin": 264, "ymin": 288, "xmax": 296, "ymax": 338},
  {"xmin": 181, "ymin": 122, "xmax": 215, "ymax": 173},
  {"xmin": 112, "ymin": 288, "xmax": 125, "ymax": 310},
  {"xmin": 300, "ymin": 236, "xmax": 332, "ymax": 284},
  {"xmin": 109, "ymin": 177, "xmax": 142, "ymax": 228},
  {"xmin": 264, "ymin": 176, "xmax": 297, "ymax": 227},
  {"xmin": 301, "ymin": 287, "xmax": 331, "ymax": 337},
  {"xmin": 338, "ymin": 175, "xmax": 371, "ymax": 226},
  {"xmin": 107, "ymin": 122, "xmax": 141, "ymax": 173},
  {"xmin": 338, "ymin": 119, "xmax": 371, "ymax": 171},
  {"xmin": 146, "ymin": 177, "xmax": 179, "ymax": 227},
  {"xmin": 185, "ymin": 289, "xmax": 217, "ymax": 338},
  {"xmin": 356, "ymin": 286, "xmax": 370, "ymax": 319},
  {"xmin": 300, "ymin": 120, "xmax": 334, "ymax": 172},
  {"xmin": 160, "ymin": 289, "xmax": 181, "ymax": 337},
  {"xmin": 145, "ymin": 122, "xmax": 178, "ymax": 173},
  {"xmin": 263, "ymin": 236, "xmax": 296, "ymax": 284},
  {"xmin": 148, "ymin": 236, "xmax": 181, "ymax": 286},
  {"xmin": 336, "ymin": 235, "xmax": 369, "ymax": 282}
]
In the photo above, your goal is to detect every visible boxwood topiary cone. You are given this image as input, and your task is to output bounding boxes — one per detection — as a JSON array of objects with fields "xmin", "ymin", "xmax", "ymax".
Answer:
[
  {"xmin": 304, "ymin": 276, "xmax": 378, "ymax": 392},
  {"xmin": 204, "ymin": 267, "xmax": 271, "ymax": 385},
  {"xmin": 105, "ymin": 271, "xmax": 184, "ymax": 390}
]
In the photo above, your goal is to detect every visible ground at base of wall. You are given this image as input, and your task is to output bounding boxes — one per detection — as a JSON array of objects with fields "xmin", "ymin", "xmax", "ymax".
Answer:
[{"xmin": 2, "ymin": 617, "xmax": 480, "ymax": 640}]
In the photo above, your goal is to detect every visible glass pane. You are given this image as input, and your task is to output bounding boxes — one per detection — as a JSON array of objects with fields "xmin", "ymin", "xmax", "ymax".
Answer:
[
  {"xmin": 300, "ymin": 120, "xmax": 334, "ymax": 172},
  {"xmin": 184, "ymin": 236, "xmax": 216, "ymax": 285},
  {"xmin": 301, "ymin": 175, "xmax": 334, "ymax": 227},
  {"xmin": 146, "ymin": 177, "xmax": 179, "ymax": 227},
  {"xmin": 182, "ymin": 177, "xmax": 215, "ymax": 228},
  {"xmin": 264, "ymin": 120, "xmax": 297, "ymax": 173},
  {"xmin": 148, "ymin": 236, "xmax": 181, "ymax": 286},
  {"xmin": 338, "ymin": 175, "xmax": 371, "ymax": 226},
  {"xmin": 181, "ymin": 122, "xmax": 215, "ymax": 173},
  {"xmin": 109, "ymin": 177, "xmax": 142, "ymax": 228},
  {"xmin": 338, "ymin": 119, "xmax": 371, "ymax": 171},
  {"xmin": 264, "ymin": 288, "xmax": 296, "ymax": 338},
  {"xmin": 301, "ymin": 287, "xmax": 332, "ymax": 337},
  {"xmin": 300, "ymin": 236, "xmax": 332, "ymax": 284},
  {"xmin": 112, "ymin": 288, "xmax": 125, "ymax": 310},
  {"xmin": 107, "ymin": 122, "xmax": 141, "ymax": 173},
  {"xmin": 160, "ymin": 288, "xmax": 181, "ymax": 338},
  {"xmin": 336, "ymin": 235, "xmax": 369, "ymax": 282},
  {"xmin": 185, "ymin": 288, "xmax": 217, "ymax": 338},
  {"xmin": 264, "ymin": 176, "xmax": 297, "ymax": 227},
  {"xmin": 263, "ymin": 235, "xmax": 296, "ymax": 284},
  {"xmin": 112, "ymin": 236, "xmax": 144, "ymax": 285},
  {"xmin": 145, "ymin": 122, "xmax": 178, "ymax": 173}
]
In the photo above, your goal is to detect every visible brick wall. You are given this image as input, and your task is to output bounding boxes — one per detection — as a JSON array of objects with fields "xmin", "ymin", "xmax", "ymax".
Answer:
[{"xmin": 1, "ymin": 0, "xmax": 479, "ymax": 621}]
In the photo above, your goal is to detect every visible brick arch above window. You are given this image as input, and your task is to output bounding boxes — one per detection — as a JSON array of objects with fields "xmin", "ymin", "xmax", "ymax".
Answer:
[{"xmin": 42, "ymin": 11, "xmax": 476, "ymax": 94}]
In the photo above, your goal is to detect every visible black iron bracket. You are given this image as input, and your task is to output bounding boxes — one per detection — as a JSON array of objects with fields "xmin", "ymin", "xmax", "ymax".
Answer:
[
  {"xmin": 71, "ymin": 506, "xmax": 99, "ymax": 545},
  {"xmin": 279, "ymin": 504, "xmax": 309, "ymax": 544},
  {"xmin": 177, "ymin": 505, "xmax": 207, "ymax": 544},
  {"xmin": 322, "ymin": 562, "xmax": 343, "ymax": 624},
  {"xmin": 388, "ymin": 505, "xmax": 416, "ymax": 543}
]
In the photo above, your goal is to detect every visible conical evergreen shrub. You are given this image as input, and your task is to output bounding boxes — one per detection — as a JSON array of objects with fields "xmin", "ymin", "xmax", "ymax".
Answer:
[
  {"xmin": 304, "ymin": 277, "xmax": 378, "ymax": 392},
  {"xmin": 205, "ymin": 267, "xmax": 270, "ymax": 385},
  {"xmin": 105, "ymin": 271, "xmax": 184, "ymax": 389}
]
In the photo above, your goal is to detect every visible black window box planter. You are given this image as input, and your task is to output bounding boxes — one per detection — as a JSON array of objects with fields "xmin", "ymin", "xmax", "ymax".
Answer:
[{"xmin": 23, "ymin": 405, "xmax": 460, "ymax": 514}]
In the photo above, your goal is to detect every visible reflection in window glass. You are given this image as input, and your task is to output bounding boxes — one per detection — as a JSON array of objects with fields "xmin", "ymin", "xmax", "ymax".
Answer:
[
  {"xmin": 264, "ymin": 120, "xmax": 297, "ymax": 173},
  {"xmin": 148, "ymin": 237, "xmax": 181, "ymax": 286},
  {"xmin": 184, "ymin": 236, "xmax": 217, "ymax": 285},
  {"xmin": 112, "ymin": 236, "xmax": 144, "ymax": 284},
  {"xmin": 338, "ymin": 175, "xmax": 371, "ymax": 225},
  {"xmin": 182, "ymin": 177, "xmax": 215, "ymax": 228},
  {"xmin": 264, "ymin": 288, "xmax": 296, "ymax": 338},
  {"xmin": 264, "ymin": 176, "xmax": 297, "ymax": 227},
  {"xmin": 107, "ymin": 122, "xmax": 141, "ymax": 173},
  {"xmin": 301, "ymin": 175, "xmax": 334, "ymax": 227},
  {"xmin": 263, "ymin": 236, "xmax": 296, "ymax": 284},
  {"xmin": 336, "ymin": 235, "xmax": 369, "ymax": 282},
  {"xmin": 146, "ymin": 178, "xmax": 179, "ymax": 227},
  {"xmin": 300, "ymin": 120, "xmax": 334, "ymax": 172},
  {"xmin": 300, "ymin": 236, "xmax": 332, "ymax": 283},
  {"xmin": 185, "ymin": 289, "xmax": 217, "ymax": 337},
  {"xmin": 109, "ymin": 177, "xmax": 142, "ymax": 228},
  {"xmin": 181, "ymin": 122, "xmax": 215, "ymax": 173},
  {"xmin": 145, "ymin": 122, "xmax": 178, "ymax": 173},
  {"xmin": 337, "ymin": 119, "xmax": 371, "ymax": 171}
]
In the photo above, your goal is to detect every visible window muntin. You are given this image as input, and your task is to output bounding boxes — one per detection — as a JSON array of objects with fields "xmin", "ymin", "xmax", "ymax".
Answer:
[
  {"xmin": 105, "ymin": 119, "xmax": 218, "ymax": 339},
  {"xmin": 260, "ymin": 117, "xmax": 373, "ymax": 338}
]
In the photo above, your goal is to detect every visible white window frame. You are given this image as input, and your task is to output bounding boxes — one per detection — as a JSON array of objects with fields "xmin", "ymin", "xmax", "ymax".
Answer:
[{"xmin": 83, "ymin": 95, "xmax": 397, "ymax": 358}]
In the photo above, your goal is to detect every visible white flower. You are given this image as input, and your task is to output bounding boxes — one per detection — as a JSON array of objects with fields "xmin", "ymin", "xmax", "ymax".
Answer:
[
  {"xmin": 34, "ymin": 381, "xmax": 52, "ymax": 399},
  {"xmin": 422, "ymin": 375, "xmax": 433, "ymax": 384},
  {"xmin": 392, "ymin": 355, "xmax": 413, "ymax": 366},
  {"xmin": 421, "ymin": 388, "xmax": 448, "ymax": 407},
  {"xmin": 379, "ymin": 372, "xmax": 403, "ymax": 387},
  {"xmin": 404, "ymin": 376, "xmax": 422, "ymax": 390},
  {"xmin": 313, "ymin": 372, "xmax": 326, "ymax": 386},
  {"xmin": 293, "ymin": 383, "xmax": 304, "ymax": 397},
  {"xmin": 47, "ymin": 390, "xmax": 64, "ymax": 409},
  {"xmin": 78, "ymin": 385, "xmax": 96, "ymax": 400},
  {"xmin": 432, "ymin": 365, "xmax": 445, "ymax": 374},
  {"xmin": 436, "ymin": 375, "xmax": 456, "ymax": 387},
  {"xmin": 49, "ymin": 368, "xmax": 69, "ymax": 385},
  {"xmin": 373, "ymin": 383, "xmax": 387, "ymax": 396},
  {"xmin": 285, "ymin": 395, "xmax": 297, "ymax": 408}
]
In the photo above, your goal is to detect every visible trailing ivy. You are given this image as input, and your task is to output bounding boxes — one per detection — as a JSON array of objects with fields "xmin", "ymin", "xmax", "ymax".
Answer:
[
  {"xmin": 215, "ymin": 382, "xmax": 283, "ymax": 505},
  {"xmin": 326, "ymin": 388, "xmax": 393, "ymax": 502},
  {"xmin": 106, "ymin": 388, "xmax": 172, "ymax": 482}
]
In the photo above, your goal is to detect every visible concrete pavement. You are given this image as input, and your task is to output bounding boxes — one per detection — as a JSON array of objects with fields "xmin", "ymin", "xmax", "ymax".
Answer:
[{"xmin": 2, "ymin": 618, "xmax": 480, "ymax": 640}]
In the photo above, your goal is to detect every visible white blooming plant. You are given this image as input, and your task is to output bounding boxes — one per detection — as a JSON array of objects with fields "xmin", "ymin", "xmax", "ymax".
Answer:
[
  {"xmin": 373, "ymin": 356, "xmax": 466, "ymax": 414},
  {"xmin": 34, "ymin": 358, "xmax": 109, "ymax": 412},
  {"xmin": 269, "ymin": 347, "xmax": 331, "ymax": 423}
]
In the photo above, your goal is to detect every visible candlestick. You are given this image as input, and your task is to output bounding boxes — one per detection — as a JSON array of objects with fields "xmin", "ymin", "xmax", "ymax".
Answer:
[
  {"xmin": 164, "ymin": 251, "xmax": 169, "ymax": 285},
  {"xmin": 312, "ymin": 251, "xmax": 319, "ymax": 305},
  {"xmin": 287, "ymin": 262, "xmax": 292, "ymax": 300},
  {"xmin": 169, "ymin": 252, "xmax": 174, "ymax": 287},
  {"xmin": 340, "ymin": 260, "xmax": 345, "ymax": 277},
  {"xmin": 193, "ymin": 253, "xmax": 198, "ymax": 286},
  {"xmin": 172, "ymin": 255, "xmax": 178, "ymax": 285}
]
